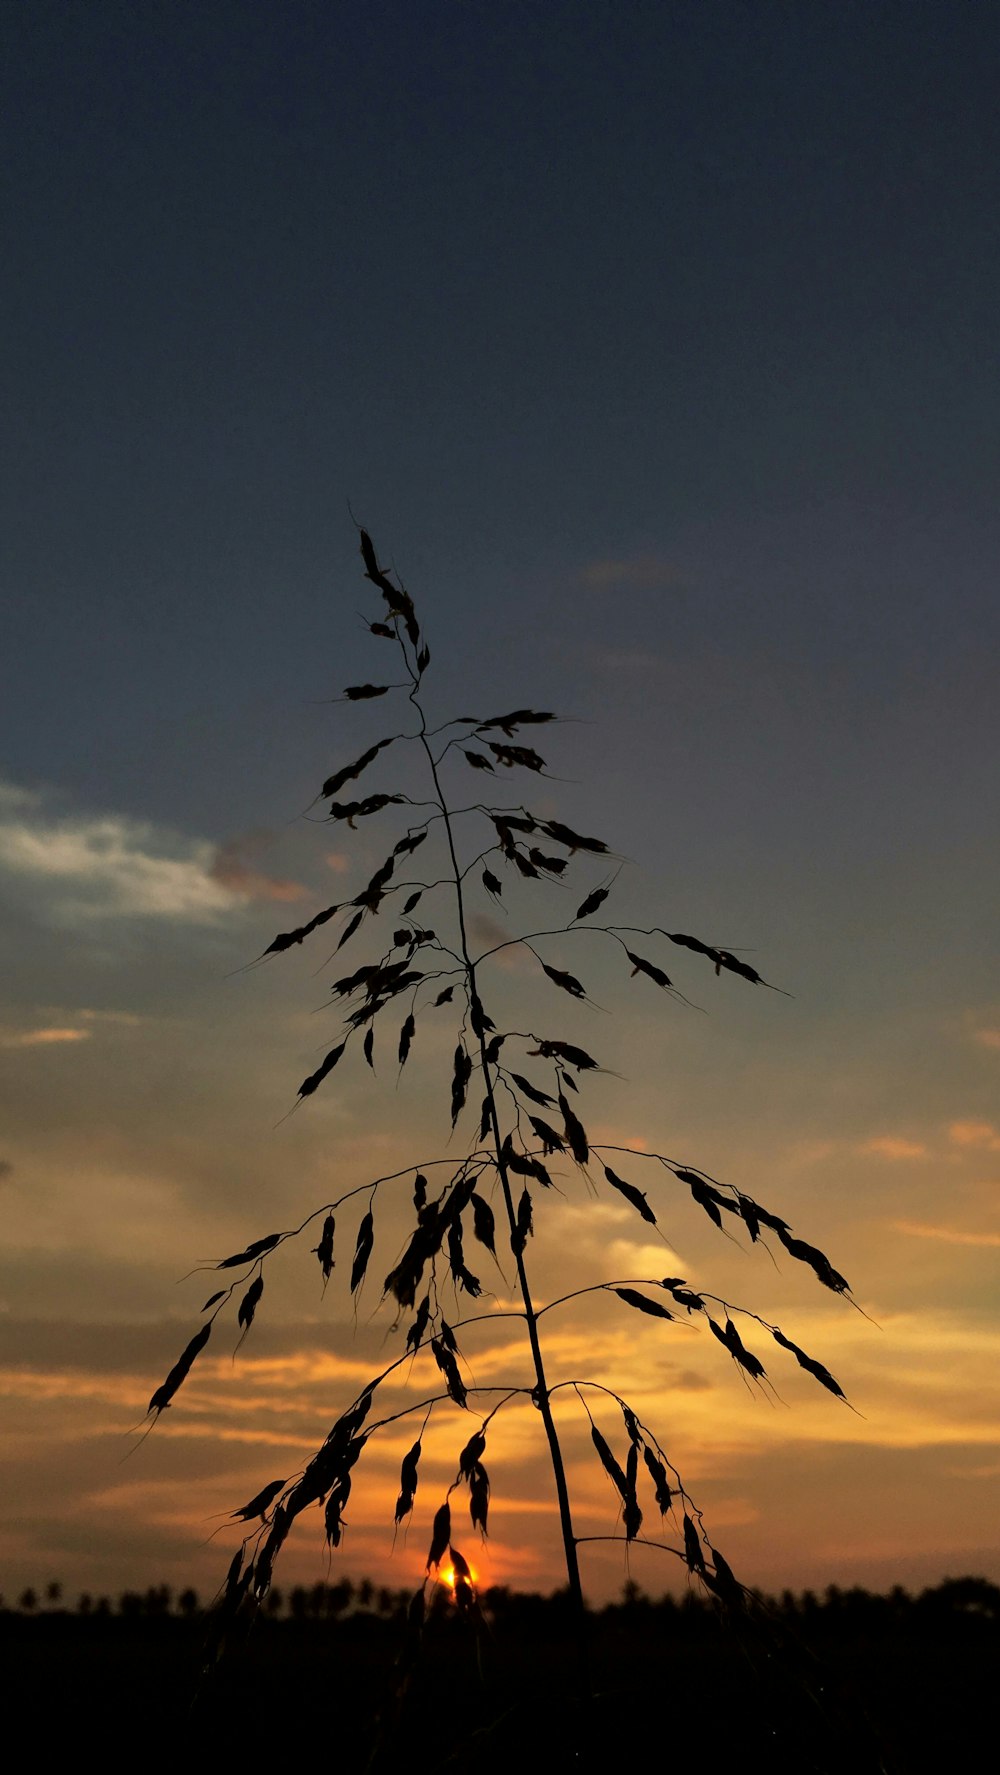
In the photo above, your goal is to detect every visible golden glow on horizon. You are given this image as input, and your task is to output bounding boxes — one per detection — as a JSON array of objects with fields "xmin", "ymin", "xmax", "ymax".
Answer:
[{"xmin": 4, "ymin": 1071, "xmax": 999, "ymax": 1601}]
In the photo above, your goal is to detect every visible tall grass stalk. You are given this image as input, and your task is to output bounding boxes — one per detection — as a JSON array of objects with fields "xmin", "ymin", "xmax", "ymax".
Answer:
[{"xmin": 144, "ymin": 530, "xmax": 863, "ymax": 1761}]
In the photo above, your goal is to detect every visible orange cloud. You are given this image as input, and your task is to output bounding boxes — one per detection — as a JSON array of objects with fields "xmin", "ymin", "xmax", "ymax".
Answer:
[
  {"xmin": 948, "ymin": 1120, "xmax": 1000, "ymax": 1152},
  {"xmin": 972, "ymin": 1029, "xmax": 1000, "ymax": 1051},
  {"xmin": 863, "ymin": 1136, "xmax": 927, "ymax": 1160},
  {"xmin": 325, "ymin": 851, "xmax": 351, "ymax": 875}
]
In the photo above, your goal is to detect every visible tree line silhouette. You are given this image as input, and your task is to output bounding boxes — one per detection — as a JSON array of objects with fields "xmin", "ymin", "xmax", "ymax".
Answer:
[
  {"xmin": 7, "ymin": 1572, "xmax": 993, "ymax": 1770},
  {"xmin": 6, "ymin": 1573, "xmax": 998, "ymax": 1636}
]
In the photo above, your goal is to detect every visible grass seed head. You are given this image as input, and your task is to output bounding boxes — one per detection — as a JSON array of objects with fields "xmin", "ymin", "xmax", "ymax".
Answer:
[
  {"xmin": 426, "ymin": 1502, "xmax": 451, "ymax": 1571},
  {"xmin": 351, "ymin": 1209, "xmax": 375, "ymax": 1293}
]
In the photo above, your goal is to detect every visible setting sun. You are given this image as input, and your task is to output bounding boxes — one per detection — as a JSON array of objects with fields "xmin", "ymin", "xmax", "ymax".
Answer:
[{"xmin": 439, "ymin": 1560, "xmax": 479, "ymax": 1596}]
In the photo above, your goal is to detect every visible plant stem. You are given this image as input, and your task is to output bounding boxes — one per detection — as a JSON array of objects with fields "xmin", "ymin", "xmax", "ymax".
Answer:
[{"xmin": 411, "ymin": 703, "xmax": 589, "ymax": 1682}]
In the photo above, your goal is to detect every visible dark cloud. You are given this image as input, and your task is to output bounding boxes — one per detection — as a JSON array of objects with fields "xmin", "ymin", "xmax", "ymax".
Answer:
[
  {"xmin": 0, "ymin": 1315, "xmax": 388, "ymax": 1374},
  {"xmin": 0, "ymin": 1252, "xmax": 178, "ymax": 1319},
  {"xmin": 17, "ymin": 1513, "xmax": 205, "ymax": 1569},
  {"xmin": 672, "ymin": 1369, "xmax": 713, "ymax": 1393}
]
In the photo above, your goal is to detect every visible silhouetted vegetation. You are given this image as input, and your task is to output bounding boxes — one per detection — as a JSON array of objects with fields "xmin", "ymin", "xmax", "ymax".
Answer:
[
  {"xmin": 135, "ymin": 532, "xmax": 884, "ymax": 1765},
  {"xmin": 4, "ymin": 1576, "xmax": 994, "ymax": 1769}
]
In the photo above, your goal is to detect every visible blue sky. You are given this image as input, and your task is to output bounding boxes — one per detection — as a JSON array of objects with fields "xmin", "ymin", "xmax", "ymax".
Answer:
[{"xmin": 1, "ymin": 1, "xmax": 998, "ymax": 1606}]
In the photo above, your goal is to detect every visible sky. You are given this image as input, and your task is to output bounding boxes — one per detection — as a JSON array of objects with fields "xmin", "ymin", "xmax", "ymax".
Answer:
[{"xmin": 2, "ymin": 0, "xmax": 999, "ymax": 1610}]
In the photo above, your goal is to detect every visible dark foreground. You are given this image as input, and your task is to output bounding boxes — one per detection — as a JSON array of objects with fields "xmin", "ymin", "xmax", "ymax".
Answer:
[{"xmin": 6, "ymin": 1581, "xmax": 994, "ymax": 1772}]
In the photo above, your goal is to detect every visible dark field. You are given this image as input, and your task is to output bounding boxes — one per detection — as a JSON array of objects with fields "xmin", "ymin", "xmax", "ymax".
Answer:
[{"xmin": 6, "ymin": 1581, "xmax": 992, "ymax": 1772}]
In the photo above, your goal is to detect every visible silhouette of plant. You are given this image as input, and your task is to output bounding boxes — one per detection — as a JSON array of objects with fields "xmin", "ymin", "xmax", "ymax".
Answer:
[{"xmin": 143, "ymin": 529, "xmax": 863, "ymax": 1755}]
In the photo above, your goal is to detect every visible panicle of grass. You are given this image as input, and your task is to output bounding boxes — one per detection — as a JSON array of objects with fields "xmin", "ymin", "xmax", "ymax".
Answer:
[{"xmin": 142, "ymin": 526, "xmax": 868, "ymax": 1765}]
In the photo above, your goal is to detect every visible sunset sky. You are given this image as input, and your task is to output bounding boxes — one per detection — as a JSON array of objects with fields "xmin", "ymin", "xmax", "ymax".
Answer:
[{"xmin": 2, "ymin": 1, "xmax": 999, "ymax": 1610}]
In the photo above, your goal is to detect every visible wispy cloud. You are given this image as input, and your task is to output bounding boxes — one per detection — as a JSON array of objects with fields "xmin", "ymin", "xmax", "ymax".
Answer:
[
  {"xmin": 972, "ymin": 1028, "xmax": 1000, "ymax": 1051},
  {"xmin": 863, "ymin": 1136, "xmax": 928, "ymax": 1160},
  {"xmin": 0, "ymin": 782, "xmax": 41, "ymax": 812},
  {"xmin": 581, "ymin": 553, "xmax": 682, "ymax": 591},
  {"xmin": 862, "ymin": 1124, "xmax": 1000, "ymax": 1162},
  {"xmin": 469, "ymin": 912, "xmax": 533, "ymax": 972},
  {"xmin": 894, "ymin": 1219, "xmax": 1000, "ymax": 1249},
  {"xmin": 0, "ymin": 1009, "xmax": 150, "ymax": 1047},
  {"xmin": 208, "ymin": 833, "xmax": 308, "ymax": 904},
  {"xmin": 77, "ymin": 1008, "xmax": 146, "ymax": 1027},
  {"xmin": 0, "ymin": 1026, "xmax": 92, "ymax": 1049},
  {"xmin": 0, "ymin": 780, "xmax": 305, "ymax": 924}
]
